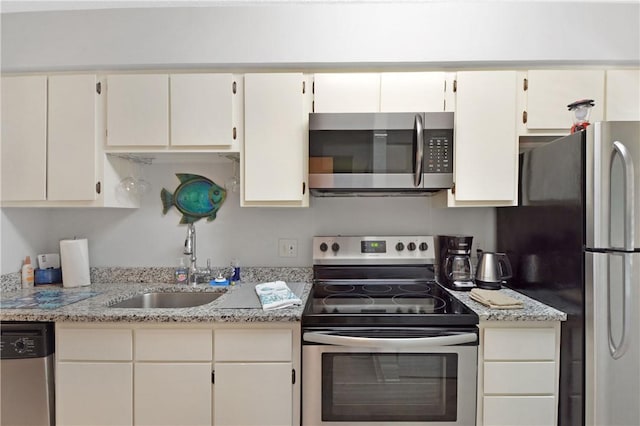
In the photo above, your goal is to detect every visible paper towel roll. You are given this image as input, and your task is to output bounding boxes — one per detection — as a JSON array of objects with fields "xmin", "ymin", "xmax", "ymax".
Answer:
[{"xmin": 60, "ymin": 238, "xmax": 91, "ymax": 287}]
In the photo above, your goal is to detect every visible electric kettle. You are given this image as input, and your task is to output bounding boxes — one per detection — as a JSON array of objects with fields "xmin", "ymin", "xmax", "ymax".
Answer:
[{"xmin": 475, "ymin": 252, "xmax": 512, "ymax": 290}]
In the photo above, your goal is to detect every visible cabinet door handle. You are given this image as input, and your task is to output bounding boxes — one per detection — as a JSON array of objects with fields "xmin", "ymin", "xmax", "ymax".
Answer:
[
  {"xmin": 96, "ymin": 82, "xmax": 102, "ymax": 94},
  {"xmin": 523, "ymin": 78, "xmax": 528, "ymax": 91},
  {"xmin": 233, "ymin": 127, "xmax": 237, "ymax": 140},
  {"xmin": 211, "ymin": 370, "xmax": 215, "ymax": 384},
  {"xmin": 292, "ymin": 369, "xmax": 296, "ymax": 384},
  {"xmin": 522, "ymin": 111, "xmax": 528, "ymax": 124},
  {"xmin": 96, "ymin": 182, "xmax": 101, "ymax": 194},
  {"xmin": 232, "ymin": 81, "xmax": 237, "ymax": 94},
  {"xmin": 302, "ymin": 182, "xmax": 306, "ymax": 195}
]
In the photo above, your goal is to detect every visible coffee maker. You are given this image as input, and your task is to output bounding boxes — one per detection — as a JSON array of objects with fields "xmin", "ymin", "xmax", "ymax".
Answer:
[{"xmin": 434, "ymin": 235, "xmax": 476, "ymax": 291}]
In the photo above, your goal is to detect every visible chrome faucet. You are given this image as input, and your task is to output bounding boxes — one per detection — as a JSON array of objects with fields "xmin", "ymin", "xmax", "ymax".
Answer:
[{"xmin": 183, "ymin": 223, "xmax": 198, "ymax": 285}]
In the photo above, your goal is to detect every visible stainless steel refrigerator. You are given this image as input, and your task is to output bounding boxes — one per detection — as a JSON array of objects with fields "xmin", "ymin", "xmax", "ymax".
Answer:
[{"xmin": 497, "ymin": 121, "xmax": 639, "ymax": 426}]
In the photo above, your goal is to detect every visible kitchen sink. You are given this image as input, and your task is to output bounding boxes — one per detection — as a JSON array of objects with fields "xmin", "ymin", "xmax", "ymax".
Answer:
[{"xmin": 108, "ymin": 292, "xmax": 223, "ymax": 309}]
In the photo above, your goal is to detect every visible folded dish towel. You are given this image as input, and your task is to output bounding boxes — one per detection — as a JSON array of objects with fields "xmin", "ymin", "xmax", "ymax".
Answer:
[
  {"xmin": 255, "ymin": 281, "xmax": 302, "ymax": 311},
  {"xmin": 469, "ymin": 288, "xmax": 524, "ymax": 310}
]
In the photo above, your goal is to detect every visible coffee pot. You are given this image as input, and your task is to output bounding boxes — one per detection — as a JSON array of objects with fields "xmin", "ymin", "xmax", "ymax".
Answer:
[
  {"xmin": 475, "ymin": 252, "xmax": 513, "ymax": 290},
  {"xmin": 434, "ymin": 235, "xmax": 475, "ymax": 290}
]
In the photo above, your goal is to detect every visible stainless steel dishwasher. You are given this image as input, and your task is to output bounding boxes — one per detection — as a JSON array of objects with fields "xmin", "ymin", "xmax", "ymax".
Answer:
[{"xmin": 1, "ymin": 322, "xmax": 55, "ymax": 426}]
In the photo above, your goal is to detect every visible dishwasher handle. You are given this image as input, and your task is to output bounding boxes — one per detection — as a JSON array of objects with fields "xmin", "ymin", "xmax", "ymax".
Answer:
[{"xmin": 303, "ymin": 331, "xmax": 477, "ymax": 349}]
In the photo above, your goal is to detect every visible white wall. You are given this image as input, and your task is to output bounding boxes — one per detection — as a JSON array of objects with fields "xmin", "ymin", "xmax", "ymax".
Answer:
[
  {"xmin": 2, "ymin": 2, "xmax": 639, "ymax": 72},
  {"xmin": 1, "ymin": 1, "xmax": 638, "ymax": 274},
  {"xmin": 1, "ymin": 161, "xmax": 495, "ymax": 273}
]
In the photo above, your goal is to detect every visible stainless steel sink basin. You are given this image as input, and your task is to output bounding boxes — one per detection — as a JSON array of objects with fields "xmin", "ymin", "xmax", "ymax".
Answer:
[{"xmin": 109, "ymin": 292, "xmax": 223, "ymax": 308}]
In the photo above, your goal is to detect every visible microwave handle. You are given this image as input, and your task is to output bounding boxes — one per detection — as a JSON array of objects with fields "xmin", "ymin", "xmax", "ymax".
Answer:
[
  {"xmin": 413, "ymin": 114, "xmax": 424, "ymax": 187},
  {"xmin": 303, "ymin": 331, "xmax": 477, "ymax": 349}
]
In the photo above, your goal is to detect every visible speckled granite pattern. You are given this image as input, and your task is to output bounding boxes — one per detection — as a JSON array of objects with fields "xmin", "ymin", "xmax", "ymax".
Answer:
[
  {"xmin": 2, "ymin": 266, "xmax": 312, "ymax": 291},
  {"xmin": 0, "ymin": 281, "xmax": 311, "ymax": 323},
  {"xmin": 0, "ymin": 273, "xmax": 20, "ymax": 293},
  {"xmin": 442, "ymin": 286, "xmax": 567, "ymax": 321},
  {"xmin": 2, "ymin": 266, "xmax": 565, "ymax": 323}
]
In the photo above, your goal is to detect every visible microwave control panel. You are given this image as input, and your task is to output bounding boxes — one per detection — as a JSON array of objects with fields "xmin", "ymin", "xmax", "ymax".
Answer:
[{"xmin": 424, "ymin": 130, "xmax": 453, "ymax": 174}]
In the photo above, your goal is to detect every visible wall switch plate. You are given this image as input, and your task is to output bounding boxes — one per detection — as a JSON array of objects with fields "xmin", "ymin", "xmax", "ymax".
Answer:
[{"xmin": 278, "ymin": 239, "xmax": 298, "ymax": 257}]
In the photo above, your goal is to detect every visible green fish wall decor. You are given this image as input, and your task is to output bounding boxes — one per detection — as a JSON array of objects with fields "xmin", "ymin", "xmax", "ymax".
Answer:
[{"xmin": 161, "ymin": 174, "xmax": 226, "ymax": 224}]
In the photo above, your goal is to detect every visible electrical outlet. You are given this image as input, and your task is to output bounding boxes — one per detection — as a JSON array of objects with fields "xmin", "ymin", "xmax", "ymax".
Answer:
[{"xmin": 278, "ymin": 239, "xmax": 298, "ymax": 257}]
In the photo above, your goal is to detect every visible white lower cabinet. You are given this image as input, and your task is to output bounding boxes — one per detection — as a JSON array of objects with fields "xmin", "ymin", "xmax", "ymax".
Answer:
[
  {"xmin": 214, "ymin": 363, "xmax": 293, "ymax": 426},
  {"xmin": 55, "ymin": 323, "xmax": 300, "ymax": 426},
  {"xmin": 213, "ymin": 328, "xmax": 297, "ymax": 426},
  {"xmin": 135, "ymin": 363, "xmax": 212, "ymax": 426},
  {"xmin": 483, "ymin": 396, "xmax": 557, "ymax": 426},
  {"xmin": 57, "ymin": 362, "xmax": 133, "ymax": 426},
  {"xmin": 478, "ymin": 322, "xmax": 561, "ymax": 426}
]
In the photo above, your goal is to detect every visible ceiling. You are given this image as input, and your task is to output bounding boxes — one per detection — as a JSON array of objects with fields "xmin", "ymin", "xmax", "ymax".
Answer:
[{"xmin": 1, "ymin": 0, "xmax": 627, "ymax": 14}]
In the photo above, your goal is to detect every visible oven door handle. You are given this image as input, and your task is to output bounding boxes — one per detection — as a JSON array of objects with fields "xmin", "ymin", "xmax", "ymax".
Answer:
[{"xmin": 303, "ymin": 331, "xmax": 477, "ymax": 349}]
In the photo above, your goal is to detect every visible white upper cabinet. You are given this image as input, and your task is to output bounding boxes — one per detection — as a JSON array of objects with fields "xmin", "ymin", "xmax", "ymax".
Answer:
[
  {"xmin": 243, "ymin": 73, "xmax": 309, "ymax": 207},
  {"xmin": 523, "ymin": 69, "xmax": 605, "ymax": 131},
  {"xmin": 48, "ymin": 75, "xmax": 99, "ymax": 201},
  {"xmin": 313, "ymin": 73, "xmax": 380, "ymax": 112},
  {"xmin": 170, "ymin": 73, "xmax": 235, "ymax": 147},
  {"xmin": 106, "ymin": 74, "xmax": 169, "ymax": 146},
  {"xmin": 380, "ymin": 72, "xmax": 446, "ymax": 112},
  {"xmin": 605, "ymin": 69, "xmax": 640, "ymax": 121},
  {"xmin": 439, "ymin": 71, "xmax": 518, "ymax": 207},
  {"xmin": 314, "ymin": 72, "xmax": 446, "ymax": 113},
  {"xmin": 1, "ymin": 75, "xmax": 48, "ymax": 201}
]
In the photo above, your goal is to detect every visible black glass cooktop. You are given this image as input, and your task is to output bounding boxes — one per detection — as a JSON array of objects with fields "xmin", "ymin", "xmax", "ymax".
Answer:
[{"xmin": 302, "ymin": 280, "xmax": 478, "ymax": 327}]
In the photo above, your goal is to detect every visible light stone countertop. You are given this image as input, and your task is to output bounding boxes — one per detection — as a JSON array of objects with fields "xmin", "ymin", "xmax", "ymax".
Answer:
[
  {"xmin": 0, "ymin": 267, "xmax": 567, "ymax": 323},
  {"xmin": 0, "ymin": 281, "xmax": 311, "ymax": 323},
  {"xmin": 442, "ymin": 286, "xmax": 567, "ymax": 322}
]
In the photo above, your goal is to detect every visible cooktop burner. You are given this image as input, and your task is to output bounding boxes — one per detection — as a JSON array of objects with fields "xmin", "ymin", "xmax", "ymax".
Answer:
[
  {"xmin": 304, "ymin": 236, "xmax": 479, "ymax": 327},
  {"xmin": 303, "ymin": 280, "xmax": 478, "ymax": 327}
]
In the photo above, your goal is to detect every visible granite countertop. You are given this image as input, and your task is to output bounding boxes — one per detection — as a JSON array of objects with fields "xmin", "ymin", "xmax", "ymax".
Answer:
[
  {"xmin": 0, "ymin": 281, "xmax": 312, "ymax": 323},
  {"xmin": 443, "ymin": 286, "xmax": 567, "ymax": 322},
  {"xmin": 0, "ymin": 276, "xmax": 566, "ymax": 323}
]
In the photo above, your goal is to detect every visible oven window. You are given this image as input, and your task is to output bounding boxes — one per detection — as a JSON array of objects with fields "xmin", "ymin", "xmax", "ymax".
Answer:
[{"xmin": 321, "ymin": 352, "xmax": 458, "ymax": 422}]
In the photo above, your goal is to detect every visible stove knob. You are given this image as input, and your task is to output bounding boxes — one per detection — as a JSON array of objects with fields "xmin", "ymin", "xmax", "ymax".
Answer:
[
  {"xmin": 331, "ymin": 243, "xmax": 340, "ymax": 252},
  {"xmin": 14, "ymin": 338, "xmax": 26, "ymax": 354},
  {"xmin": 395, "ymin": 242, "xmax": 405, "ymax": 251},
  {"xmin": 419, "ymin": 242, "xmax": 429, "ymax": 251},
  {"xmin": 407, "ymin": 242, "xmax": 416, "ymax": 251},
  {"xmin": 320, "ymin": 242, "xmax": 328, "ymax": 252}
]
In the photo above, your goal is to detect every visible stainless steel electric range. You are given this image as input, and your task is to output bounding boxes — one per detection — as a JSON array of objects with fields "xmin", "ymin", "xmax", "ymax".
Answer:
[{"xmin": 302, "ymin": 235, "xmax": 479, "ymax": 426}]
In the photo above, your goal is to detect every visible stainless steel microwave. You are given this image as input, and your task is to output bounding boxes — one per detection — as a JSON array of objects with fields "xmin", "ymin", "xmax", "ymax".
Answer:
[{"xmin": 309, "ymin": 112, "xmax": 454, "ymax": 195}]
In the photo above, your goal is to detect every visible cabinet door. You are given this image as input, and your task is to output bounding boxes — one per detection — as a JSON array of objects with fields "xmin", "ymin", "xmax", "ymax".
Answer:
[
  {"xmin": 605, "ymin": 69, "xmax": 640, "ymax": 121},
  {"xmin": 526, "ymin": 70, "xmax": 605, "ymax": 129},
  {"xmin": 380, "ymin": 72, "xmax": 445, "ymax": 112},
  {"xmin": 57, "ymin": 362, "xmax": 132, "ymax": 426},
  {"xmin": 106, "ymin": 74, "xmax": 169, "ymax": 146},
  {"xmin": 243, "ymin": 73, "xmax": 305, "ymax": 203},
  {"xmin": 1, "ymin": 75, "xmax": 47, "ymax": 201},
  {"xmin": 454, "ymin": 71, "xmax": 518, "ymax": 203},
  {"xmin": 214, "ymin": 362, "xmax": 293, "ymax": 426},
  {"xmin": 483, "ymin": 396, "xmax": 556, "ymax": 426},
  {"xmin": 170, "ymin": 73, "xmax": 234, "ymax": 146},
  {"xmin": 135, "ymin": 363, "xmax": 212, "ymax": 426},
  {"xmin": 48, "ymin": 75, "xmax": 99, "ymax": 201},
  {"xmin": 314, "ymin": 73, "xmax": 380, "ymax": 112}
]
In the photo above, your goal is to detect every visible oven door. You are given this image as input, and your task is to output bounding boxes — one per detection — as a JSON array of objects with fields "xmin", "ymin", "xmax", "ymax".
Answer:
[{"xmin": 302, "ymin": 328, "xmax": 478, "ymax": 426}]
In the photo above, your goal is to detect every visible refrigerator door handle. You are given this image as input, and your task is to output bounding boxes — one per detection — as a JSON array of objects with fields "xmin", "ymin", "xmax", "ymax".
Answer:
[
  {"xmin": 611, "ymin": 141, "xmax": 635, "ymax": 251},
  {"xmin": 608, "ymin": 253, "xmax": 632, "ymax": 359}
]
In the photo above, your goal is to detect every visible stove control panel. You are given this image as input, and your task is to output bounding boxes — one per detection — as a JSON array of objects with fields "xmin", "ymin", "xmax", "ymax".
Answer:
[{"xmin": 313, "ymin": 236, "xmax": 435, "ymax": 265}]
